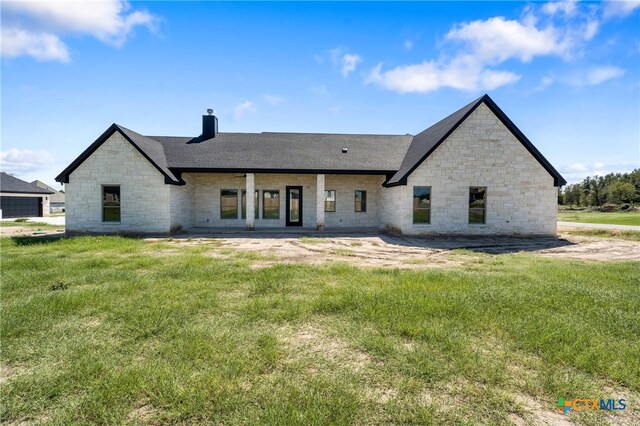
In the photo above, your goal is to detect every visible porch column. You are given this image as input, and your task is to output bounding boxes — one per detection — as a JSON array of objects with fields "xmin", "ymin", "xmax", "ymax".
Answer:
[
  {"xmin": 246, "ymin": 173, "xmax": 255, "ymax": 230},
  {"xmin": 316, "ymin": 174, "xmax": 325, "ymax": 230}
]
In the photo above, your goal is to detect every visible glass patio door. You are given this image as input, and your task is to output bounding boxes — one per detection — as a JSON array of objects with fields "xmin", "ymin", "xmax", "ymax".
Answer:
[{"xmin": 286, "ymin": 186, "xmax": 303, "ymax": 226}]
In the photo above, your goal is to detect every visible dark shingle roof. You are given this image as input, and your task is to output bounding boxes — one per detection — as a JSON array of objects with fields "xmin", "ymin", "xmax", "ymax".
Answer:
[
  {"xmin": 152, "ymin": 133, "xmax": 413, "ymax": 172},
  {"xmin": 55, "ymin": 94, "xmax": 565, "ymax": 187},
  {"xmin": 1, "ymin": 172, "xmax": 54, "ymax": 194}
]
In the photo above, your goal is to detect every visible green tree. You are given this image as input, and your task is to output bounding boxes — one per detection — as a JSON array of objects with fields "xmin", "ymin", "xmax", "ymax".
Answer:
[{"xmin": 607, "ymin": 181, "xmax": 636, "ymax": 204}]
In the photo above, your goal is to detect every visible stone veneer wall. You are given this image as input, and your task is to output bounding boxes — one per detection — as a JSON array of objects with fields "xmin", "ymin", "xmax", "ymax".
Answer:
[
  {"xmin": 170, "ymin": 173, "xmax": 195, "ymax": 230},
  {"xmin": 395, "ymin": 103, "xmax": 557, "ymax": 235},
  {"xmin": 65, "ymin": 132, "xmax": 171, "ymax": 233},
  {"xmin": 323, "ymin": 175, "xmax": 383, "ymax": 228},
  {"xmin": 191, "ymin": 173, "xmax": 384, "ymax": 228}
]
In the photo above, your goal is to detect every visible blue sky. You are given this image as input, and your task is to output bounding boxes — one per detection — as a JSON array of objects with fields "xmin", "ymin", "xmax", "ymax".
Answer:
[{"xmin": 1, "ymin": 1, "xmax": 639, "ymax": 187}]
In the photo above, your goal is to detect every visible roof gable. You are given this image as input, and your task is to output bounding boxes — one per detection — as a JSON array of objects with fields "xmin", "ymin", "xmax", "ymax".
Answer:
[
  {"xmin": 32, "ymin": 180, "xmax": 65, "ymax": 202},
  {"xmin": 385, "ymin": 94, "xmax": 566, "ymax": 187},
  {"xmin": 1, "ymin": 172, "xmax": 54, "ymax": 194},
  {"xmin": 55, "ymin": 124, "xmax": 180, "ymax": 185}
]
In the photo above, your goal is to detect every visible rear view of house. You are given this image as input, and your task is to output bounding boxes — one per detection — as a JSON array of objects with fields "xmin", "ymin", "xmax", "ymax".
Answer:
[{"xmin": 56, "ymin": 94, "xmax": 565, "ymax": 235}]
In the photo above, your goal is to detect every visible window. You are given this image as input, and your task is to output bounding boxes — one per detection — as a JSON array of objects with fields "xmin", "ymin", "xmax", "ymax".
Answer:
[
  {"xmin": 241, "ymin": 190, "xmax": 259, "ymax": 219},
  {"xmin": 413, "ymin": 187, "xmax": 431, "ymax": 224},
  {"xmin": 469, "ymin": 187, "xmax": 487, "ymax": 224},
  {"xmin": 355, "ymin": 190, "xmax": 367, "ymax": 212},
  {"xmin": 324, "ymin": 190, "xmax": 336, "ymax": 212},
  {"xmin": 263, "ymin": 190, "xmax": 280, "ymax": 219},
  {"xmin": 220, "ymin": 189, "xmax": 238, "ymax": 219},
  {"xmin": 102, "ymin": 185, "xmax": 120, "ymax": 222}
]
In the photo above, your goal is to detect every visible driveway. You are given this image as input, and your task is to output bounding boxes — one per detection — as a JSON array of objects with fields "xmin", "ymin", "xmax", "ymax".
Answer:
[
  {"xmin": 0, "ymin": 216, "xmax": 65, "ymax": 225},
  {"xmin": 558, "ymin": 221, "xmax": 640, "ymax": 231}
]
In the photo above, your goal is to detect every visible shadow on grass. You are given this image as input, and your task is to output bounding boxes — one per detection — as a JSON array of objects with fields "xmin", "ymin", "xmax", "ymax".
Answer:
[{"xmin": 379, "ymin": 234, "xmax": 576, "ymax": 254}]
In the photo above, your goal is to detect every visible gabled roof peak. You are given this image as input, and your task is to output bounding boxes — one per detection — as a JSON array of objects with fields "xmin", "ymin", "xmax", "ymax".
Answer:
[{"xmin": 385, "ymin": 94, "xmax": 565, "ymax": 187}]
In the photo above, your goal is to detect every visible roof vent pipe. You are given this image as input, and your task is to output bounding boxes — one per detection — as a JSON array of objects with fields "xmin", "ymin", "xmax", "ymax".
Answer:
[
  {"xmin": 342, "ymin": 148, "xmax": 348, "ymax": 153},
  {"xmin": 202, "ymin": 109, "xmax": 218, "ymax": 139}
]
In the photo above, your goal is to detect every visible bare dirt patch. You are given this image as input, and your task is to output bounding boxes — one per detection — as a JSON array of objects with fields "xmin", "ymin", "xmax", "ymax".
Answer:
[
  {"xmin": 540, "ymin": 232, "xmax": 640, "ymax": 261},
  {"xmin": 279, "ymin": 324, "xmax": 372, "ymax": 372},
  {"xmin": 127, "ymin": 400, "xmax": 158, "ymax": 423},
  {"xmin": 148, "ymin": 232, "xmax": 639, "ymax": 269},
  {"xmin": 0, "ymin": 226, "xmax": 64, "ymax": 237}
]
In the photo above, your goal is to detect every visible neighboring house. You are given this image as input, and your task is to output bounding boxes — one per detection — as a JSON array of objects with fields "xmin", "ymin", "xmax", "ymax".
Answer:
[
  {"xmin": 32, "ymin": 180, "xmax": 66, "ymax": 212},
  {"xmin": 0, "ymin": 172, "xmax": 53, "ymax": 218},
  {"xmin": 55, "ymin": 94, "xmax": 566, "ymax": 235}
]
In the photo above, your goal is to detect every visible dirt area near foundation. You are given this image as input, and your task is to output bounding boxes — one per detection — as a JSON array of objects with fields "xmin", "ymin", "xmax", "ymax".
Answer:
[
  {"xmin": 0, "ymin": 226, "xmax": 64, "ymax": 237},
  {"xmin": 149, "ymin": 231, "xmax": 640, "ymax": 269}
]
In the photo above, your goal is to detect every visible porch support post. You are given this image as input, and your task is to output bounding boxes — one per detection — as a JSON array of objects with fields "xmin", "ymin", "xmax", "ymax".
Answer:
[
  {"xmin": 246, "ymin": 173, "xmax": 255, "ymax": 230},
  {"xmin": 316, "ymin": 174, "xmax": 325, "ymax": 231}
]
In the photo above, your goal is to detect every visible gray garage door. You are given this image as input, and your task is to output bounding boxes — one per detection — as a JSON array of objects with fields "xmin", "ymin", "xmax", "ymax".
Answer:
[{"xmin": 0, "ymin": 196, "xmax": 42, "ymax": 218}]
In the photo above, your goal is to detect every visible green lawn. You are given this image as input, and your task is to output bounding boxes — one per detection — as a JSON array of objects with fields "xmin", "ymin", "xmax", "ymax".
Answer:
[
  {"xmin": 1, "ymin": 236, "xmax": 639, "ymax": 425},
  {"xmin": 558, "ymin": 211, "xmax": 640, "ymax": 226}
]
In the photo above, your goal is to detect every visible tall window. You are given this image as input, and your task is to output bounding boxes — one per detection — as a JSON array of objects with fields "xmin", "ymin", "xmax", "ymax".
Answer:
[
  {"xmin": 241, "ymin": 190, "xmax": 259, "ymax": 219},
  {"xmin": 469, "ymin": 187, "xmax": 487, "ymax": 224},
  {"xmin": 355, "ymin": 190, "xmax": 367, "ymax": 212},
  {"xmin": 102, "ymin": 185, "xmax": 121, "ymax": 222},
  {"xmin": 324, "ymin": 190, "xmax": 336, "ymax": 212},
  {"xmin": 221, "ymin": 189, "xmax": 238, "ymax": 219},
  {"xmin": 263, "ymin": 190, "xmax": 280, "ymax": 219},
  {"xmin": 413, "ymin": 187, "xmax": 431, "ymax": 224}
]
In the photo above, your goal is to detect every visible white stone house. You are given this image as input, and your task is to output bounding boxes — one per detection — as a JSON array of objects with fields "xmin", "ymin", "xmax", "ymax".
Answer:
[{"xmin": 55, "ymin": 95, "xmax": 565, "ymax": 235}]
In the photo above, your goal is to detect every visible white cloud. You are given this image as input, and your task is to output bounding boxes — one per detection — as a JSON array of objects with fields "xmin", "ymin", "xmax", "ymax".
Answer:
[
  {"xmin": 323, "ymin": 47, "xmax": 361, "ymax": 78},
  {"xmin": 535, "ymin": 74, "xmax": 555, "ymax": 91},
  {"xmin": 310, "ymin": 84, "xmax": 329, "ymax": 96},
  {"xmin": 542, "ymin": 1, "xmax": 578, "ymax": 17},
  {"xmin": 445, "ymin": 17, "xmax": 572, "ymax": 63},
  {"xmin": 0, "ymin": 148, "xmax": 54, "ymax": 174},
  {"xmin": 366, "ymin": 1, "xmax": 630, "ymax": 94},
  {"xmin": 341, "ymin": 53, "xmax": 361, "ymax": 77},
  {"xmin": 584, "ymin": 66, "xmax": 626, "ymax": 85},
  {"xmin": 367, "ymin": 12, "xmax": 581, "ymax": 94},
  {"xmin": 1, "ymin": 28, "xmax": 69, "ymax": 62},
  {"xmin": 263, "ymin": 94, "xmax": 285, "ymax": 106},
  {"xmin": 366, "ymin": 54, "xmax": 520, "ymax": 94},
  {"xmin": 567, "ymin": 163, "xmax": 588, "ymax": 172},
  {"xmin": 1, "ymin": 0, "xmax": 158, "ymax": 62},
  {"xmin": 554, "ymin": 65, "xmax": 625, "ymax": 88},
  {"xmin": 561, "ymin": 161, "xmax": 639, "ymax": 183},
  {"xmin": 232, "ymin": 101, "xmax": 256, "ymax": 121},
  {"xmin": 603, "ymin": 0, "xmax": 640, "ymax": 19},
  {"xmin": 403, "ymin": 39, "xmax": 414, "ymax": 50}
]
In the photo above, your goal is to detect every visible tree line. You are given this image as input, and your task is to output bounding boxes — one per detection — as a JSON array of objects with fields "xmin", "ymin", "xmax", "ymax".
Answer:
[{"xmin": 559, "ymin": 169, "xmax": 640, "ymax": 207}]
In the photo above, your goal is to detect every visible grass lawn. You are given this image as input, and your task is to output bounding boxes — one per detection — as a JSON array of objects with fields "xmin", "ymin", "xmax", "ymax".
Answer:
[
  {"xmin": 1, "ymin": 236, "xmax": 639, "ymax": 425},
  {"xmin": 558, "ymin": 211, "xmax": 640, "ymax": 226}
]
